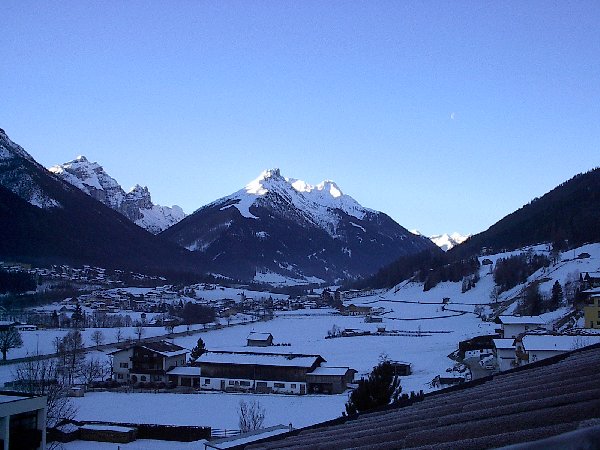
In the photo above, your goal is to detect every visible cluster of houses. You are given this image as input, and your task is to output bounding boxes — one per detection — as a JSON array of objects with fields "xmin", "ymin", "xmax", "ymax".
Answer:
[
  {"xmin": 489, "ymin": 314, "xmax": 600, "ymax": 372},
  {"xmin": 109, "ymin": 332, "xmax": 356, "ymax": 395}
]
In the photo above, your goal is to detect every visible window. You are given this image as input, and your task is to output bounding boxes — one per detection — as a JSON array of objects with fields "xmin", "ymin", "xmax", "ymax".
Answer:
[
  {"xmin": 141, "ymin": 375, "xmax": 147, "ymax": 381},
  {"xmin": 274, "ymin": 382, "xmax": 285, "ymax": 388},
  {"xmin": 229, "ymin": 380, "xmax": 235, "ymax": 385},
  {"xmin": 240, "ymin": 381, "xmax": 251, "ymax": 386},
  {"xmin": 290, "ymin": 384, "xmax": 296, "ymax": 389},
  {"xmin": 120, "ymin": 362, "xmax": 129, "ymax": 368},
  {"xmin": 256, "ymin": 382, "xmax": 267, "ymax": 387},
  {"xmin": 117, "ymin": 373, "xmax": 124, "ymax": 379},
  {"xmin": 203, "ymin": 378, "xmax": 211, "ymax": 385},
  {"xmin": 153, "ymin": 375, "xmax": 162, "ymax": 381}
]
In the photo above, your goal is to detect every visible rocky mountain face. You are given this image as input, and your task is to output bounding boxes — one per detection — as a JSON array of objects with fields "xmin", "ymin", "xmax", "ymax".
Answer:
[
  {"xmin": 162, "ymin": 169, "xmax": 437, "ymax": 283},
  {"xmin": 49, "ymin": 156, "xmax": 185, "ymax": 234},
  {"xmin": 0, "ymin": 129, "xmax": 205, "ymax": 277}
]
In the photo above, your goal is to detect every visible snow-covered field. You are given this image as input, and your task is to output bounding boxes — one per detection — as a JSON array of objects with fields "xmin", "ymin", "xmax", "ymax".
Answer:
[{"xmin": 71, "ymin": 390, "xmax": 346, "ymax": 430}]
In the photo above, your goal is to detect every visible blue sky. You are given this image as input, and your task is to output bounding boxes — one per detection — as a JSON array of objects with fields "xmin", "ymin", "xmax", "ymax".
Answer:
[{"xmin": 2, "ymin": 1, "xmax": 599, "ymax": 236}]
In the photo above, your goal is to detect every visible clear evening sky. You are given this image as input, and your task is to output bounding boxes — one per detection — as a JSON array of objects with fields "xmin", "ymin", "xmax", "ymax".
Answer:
[{"xmin": 2, "ymin": 1, "xmax": 599, "ymax": 236}]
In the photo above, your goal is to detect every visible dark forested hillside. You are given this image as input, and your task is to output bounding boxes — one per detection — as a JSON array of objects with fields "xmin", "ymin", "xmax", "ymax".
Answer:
[
  {"xmin": 450, "ymin": 167, "xmax": 600, "ymax": 259},
  {"xmin": 356, "ymin": 168, "xmax": 600, "ymax": 290}
]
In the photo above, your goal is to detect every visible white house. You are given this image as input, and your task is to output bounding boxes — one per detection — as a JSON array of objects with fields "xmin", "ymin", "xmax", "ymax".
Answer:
[
  {"xmin": 0, "ymin": 392, "xmax": 47, "ymax": 450},
  {"xmin": 498, "ymin": 315, "xmax": 547, "ymax": 339},
  {"xmin": 492, "ymin": 338, "xmax": 517, "ymax": 372},
  {"xmin": 111, "ymin": 341, "xmax": 188, "ymax": 384},
  {"xmin": 516, "ymin": 334, "xmax": 600, "ymax": 366}
]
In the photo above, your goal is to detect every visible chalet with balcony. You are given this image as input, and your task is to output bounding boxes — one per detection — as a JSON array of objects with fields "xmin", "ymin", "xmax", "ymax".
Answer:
[{"xmin": 111, "ymin": 341, "xmax": 188, "ymax": 384}]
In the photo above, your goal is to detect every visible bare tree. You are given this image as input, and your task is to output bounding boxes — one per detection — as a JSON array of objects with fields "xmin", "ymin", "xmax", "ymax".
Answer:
[
  {"xmin": 91, "ymin": 330, "xmax": 104, "ymax": 348},
  {"xmin": 0, "ymin": 327, "xmax": 23, "ymax": 360},
  {"xmin": 81, "ymin": 358, "xmax": 110, "ymax": 386},
  {"xmin": 13, "ymin": 357, "xmax": 77, "ymax": 429},
  {"xmin": 238, "ymin": 400, "xmax": 266, "ymax": 433},
  {"xmin": 57, "ymin": 330, "xmax": 85, "ymax": 385},
  {"xmin": 164, "ymin": 323, "xmax": 175, "ymax": 335},
  {"xmin": 134, "ymin": 325, "xmax": 145, "ymax": 341},
  {"xmin": 115, "ymin": 327, "xmax": 123, "ymax": 343}
]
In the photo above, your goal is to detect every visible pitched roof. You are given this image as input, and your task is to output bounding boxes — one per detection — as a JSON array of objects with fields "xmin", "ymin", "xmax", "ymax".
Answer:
[
  {"xmin": 245, "ymin": 344, "xmax": 600, "ymax": 450},
  {"xmin": 499, "ymin": 315, "xmax": 545, "ymax": 325},
  {"xmin": 247, "ymin": 332, "xmax": 273, "ymax": 341},
  {"xmin": 197, "ymin": 351, "xmax": 324, "ymax": 368},
  {"xmin": 521, "ymin": 334, "xmax": 600, "ymax": 352},
  {"xmin": 166, "ymin": 366, "xmax": 202, "ymax": 376},
  {"xmin": 109, "ymin": 340, "xmax": 187, "ymax": 357}
]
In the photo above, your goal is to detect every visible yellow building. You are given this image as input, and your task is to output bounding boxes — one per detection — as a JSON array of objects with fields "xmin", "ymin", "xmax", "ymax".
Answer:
[{"xmin": 584, "ymin": 295, "xmax": 600, "ymax": 329}]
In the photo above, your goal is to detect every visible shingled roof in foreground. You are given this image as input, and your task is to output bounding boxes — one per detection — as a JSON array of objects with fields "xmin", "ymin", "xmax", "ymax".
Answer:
[{"xmin": 245, "ymin": 344, "xmax": 600, "ymax": 450}]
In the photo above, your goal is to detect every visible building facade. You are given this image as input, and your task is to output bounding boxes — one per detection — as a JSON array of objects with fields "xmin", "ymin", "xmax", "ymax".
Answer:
[
  {"xmin": 584, "ymin": 295, "xmax": 600, "ymax": 329},
  {"xmin": 0, "ymin": 392, "xmax": 47, "ymax": 450},
  {"xmin": 111, "ymin": 341, "xmax": 188, "ymax": 384}
]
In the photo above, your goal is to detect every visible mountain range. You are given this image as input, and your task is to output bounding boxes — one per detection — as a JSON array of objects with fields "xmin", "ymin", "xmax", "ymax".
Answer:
[
  {"xmin": 0, "ymin": 130, "xmax": 435, "ymax": 283},
  {"xmin": 0, "ymin": 128, "xmax": 205, "ymax": 278},
  {"xmin": 161, "ymin": 169, "xmax": 437, "ymax": 283},
  {"xmin": 3, "ymin": 127, "xmax": 598, "ymax": 287},
  {"xmin": 49, "ymin": 156, "xmax": 185, "ymax": 234}
]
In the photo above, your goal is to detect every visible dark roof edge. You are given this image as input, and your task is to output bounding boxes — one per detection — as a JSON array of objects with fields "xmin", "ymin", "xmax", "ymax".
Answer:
[{"xmin": 236, "ymin": 342, "xmax": 600, "ymax": 449}]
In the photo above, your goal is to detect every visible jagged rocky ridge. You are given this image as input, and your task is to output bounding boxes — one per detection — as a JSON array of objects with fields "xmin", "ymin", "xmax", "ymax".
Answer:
[
  {"xmin": 49, "ymin": 156, "xmax": 185, "ymax": 234},
  {"xmin": 162, "ymin": 169, "xmax": 437, "ymax": 283},
  {"xmin": 0, "ymin": 128, "xmax": 205, "ymax": 276}
]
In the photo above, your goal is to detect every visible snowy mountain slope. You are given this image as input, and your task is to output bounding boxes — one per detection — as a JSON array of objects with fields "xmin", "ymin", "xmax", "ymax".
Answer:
[
  {"xmin": 0, "ymin": 128, "xmax": 62, "ymax": 209},
  {"xmin": 388, "ymin": 242, "xmax": 600, "ymax": 321},
  {"xmin": 163, "ymin": 168, "xmax": 437, "ymax": 283},
  {"xmin": 49, "ymin": 156, "xmax": 185, "ymax": 233},
  {"xmin": 0, "ymin": 128, "xmax": 205, "ymax": 275}
]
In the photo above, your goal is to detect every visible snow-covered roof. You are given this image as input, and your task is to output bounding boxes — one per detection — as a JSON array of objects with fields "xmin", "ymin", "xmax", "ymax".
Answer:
[
  {"xmin": 80, "ymin": 424, "xmax": 135, "ymax": 433},
  {"xmin": 197, "ymin": 351, "xmax": 324, "ymax": 368},
  {"xmin": 499, "ymin": 315, "xmax": 545, "ymax": 325},
  {"xmin": 521, "ymin": 334, "xmax": 600, "ymax": 352},
  {"xmin": 166, "ymin": 366, "xmax": 202, "ymax": 376},
  {"xmin": 109, "ymin": 341, "xmax": 188, "ymax": 358},
  {"xmin": 308, "ymin": 367, "xmax": 353, "ymax": 376},
  {"xmin": 247, "ymin": 332, "xmax": 273, "ymax": 341},
  {"xmin": 493, "ymin": 339, "xmax": 516, "ymax": 349}
]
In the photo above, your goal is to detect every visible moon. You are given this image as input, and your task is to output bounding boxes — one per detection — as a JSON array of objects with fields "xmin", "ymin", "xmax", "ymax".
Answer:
[{"xmin": 450, "ymin": 112, "xmax": 456, "ymax": 120}]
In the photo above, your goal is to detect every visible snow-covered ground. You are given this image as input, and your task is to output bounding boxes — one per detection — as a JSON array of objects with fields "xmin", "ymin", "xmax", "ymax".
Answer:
[
  {"xmin": 71, "ymin": 390, "xmax": 345, "ymax": 430},
  {"xmin": 5, "ymin": 243, "xmax": 599, "ymax": 434}
]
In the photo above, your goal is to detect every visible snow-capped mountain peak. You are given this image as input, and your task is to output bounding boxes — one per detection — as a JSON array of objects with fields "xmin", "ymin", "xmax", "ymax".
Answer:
[
  {"xmin": 163, "ymin": 167, "xmax": 437, "ymax": 283},
  {"xmin": 227, "ymin": 168, "xmax": 372, "ymax": 226},
  {"xmin": 430, "ymin": 232, "xmax": 471, "ymax": 251},
  {"xmin": 49, "ymin": 157, "xmax": 185, "ymax": 233}
]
